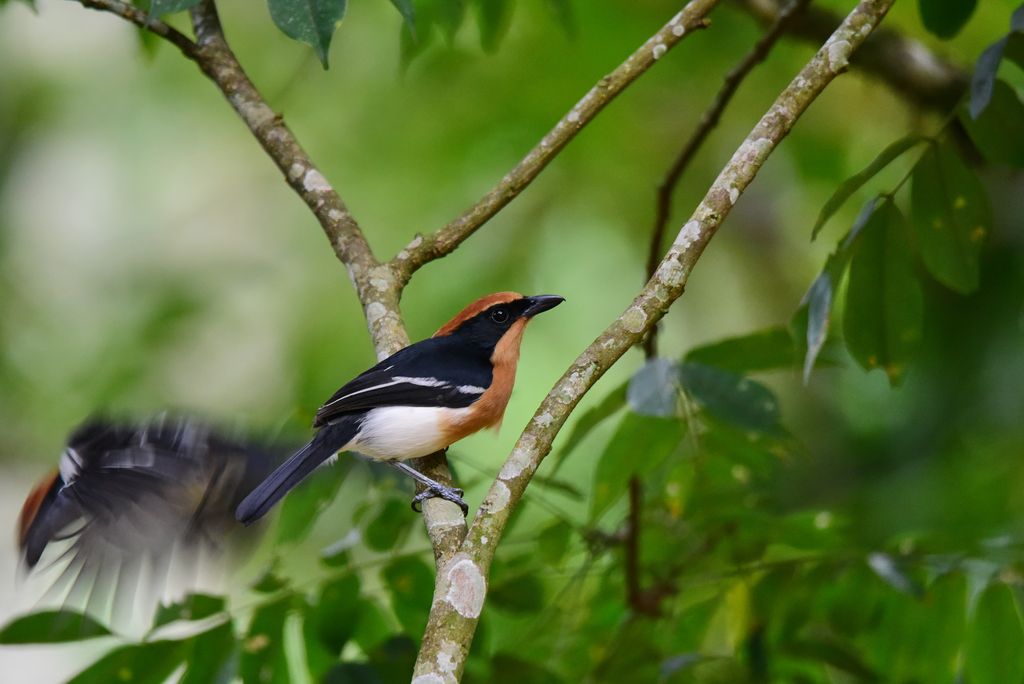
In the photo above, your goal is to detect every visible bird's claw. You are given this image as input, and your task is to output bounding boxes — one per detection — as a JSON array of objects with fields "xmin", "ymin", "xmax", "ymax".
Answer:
[{"xmin": 411, "ymin": 484, "xmax": 468, "ymax": 516}]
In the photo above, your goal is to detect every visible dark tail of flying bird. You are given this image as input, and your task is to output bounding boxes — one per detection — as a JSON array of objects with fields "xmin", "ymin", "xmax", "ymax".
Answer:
[{"xmin": 235, "ymin": 418, "xmax": 357, "ymax": 525}]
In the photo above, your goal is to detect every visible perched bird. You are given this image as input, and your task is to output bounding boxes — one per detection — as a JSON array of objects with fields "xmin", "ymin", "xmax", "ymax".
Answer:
[
  {"xmin": 236, "ymin": 292, "xmax": 564, "ymax": 524},
  {"xmin": 17, "ymin": 416, "xmax": 275, "ymax": 626}
]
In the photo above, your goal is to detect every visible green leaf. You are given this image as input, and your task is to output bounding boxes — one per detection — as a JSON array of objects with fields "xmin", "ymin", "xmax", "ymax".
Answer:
[
  {"xmin": 685, "ymin": 327, "xmax": 797, "ymax": 374},
  {"xmin": 0, "ymin": 610, "xmax": 111, "ymax": 644},
  {"xmin": 800, "ymin": 196, "xmax": 881, "ymax": 382},
  {"xmin": 436, "ymin": 0, "xmax": 469, "ymax": 42},
  {"xmin": 267, "ymin": 0, "xmax": 347, "ymax": 68},
  {"xmin": 679, "ymin": 362, "xmax": 781, "ymax": 433},
  {"xmin": 306, "ymin": 574, "xmax": 361, "ymax": 656},
  {"xmin": 969, "ymin": 4, "xmax": 1024, "ymax": 118},
  {"xmin": 181, "ymin": 622, "xmax": 237, "ymax": 684},
  {"xmin": 363, "ymin": 496, "xmax": 415, "ymax": 552},
  {"xmin": 473, "ymin": 0, "xmax": 513, "ymax": 52},
  {"xmin": 627, "ymin": 358, "xmax": 681, "ymax": 418},
  {"xmin": 960, "ymin": 80, "xmax": 1024, "ymax": 168},
  {"xmin": 842, "ymin": 201, "xmax": 923, "ymax": 386},
  {"xmin": 381, "ymin": 556, "xmax": 434, "ymax": 635},
  {"xmin": 918, "ymin": 0, "xmax": 977, "ymax": 39},
  {"xmin": 68, "ymin": 641, "xmax": 187, "ymax": 684},
  {"xmin": 590, "ymin": 412, "xmax": 684, "ymax": 520},
  {"xmin": 239, "ymin": 594, "xmax": 293, "ymax": 684},
  {"xmin": 148, "ymin": 0, "xmax": 201, "ymax": 16},
  {"xmin": 965, "ymin": 583, "xmax": 1024, "ymax": 684},
  {"xmin": 910, "ymin": 142, "xmax": 991, "ymax": 294},
  {"xmin": 152, "ymin": 593, "xmax": 226, "ymax": 630},
  {"xmin": 275, "ymin": 458, "xmax": 350, "ymax": 544},
  {"xmin": 970, "ymin": 37, "xmax": 1009, "ymax": 118},
  {"xmin": 552, "ymin": 380, "xmax": 627, "ymax": 472},
  {"xmin": 812, "ymin": 136, "xmax": 926, "ymax": 240},
  {"xmin": 388, "ymin": 0, "xmax": 415, "ymax": 32}
]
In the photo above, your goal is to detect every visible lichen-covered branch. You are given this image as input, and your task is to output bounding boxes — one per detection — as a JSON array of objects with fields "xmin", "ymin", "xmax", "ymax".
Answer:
[
  {"xmin": 390, "ymin": 0, "xmax": 720, "ymax": 284},
  {"xmin": 412, "ymin": 1, "xmax": 895, "ymax": 680},
  {"xmin": 738, "ymin": 0, "xmax": 968, "ymax": 111},
  {"xmin": 644, "ymin": 0, "xmax": 808, "ymax": 358}
]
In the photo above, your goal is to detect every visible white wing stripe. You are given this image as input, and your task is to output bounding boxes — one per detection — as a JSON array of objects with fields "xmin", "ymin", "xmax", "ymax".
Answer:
[
  {"xmin": 320, "ymin": 380, "xmax": 403, "ymax": 408},
  {"xmin": 457, "ymin": 385, "xmax": 486, "ymax": 394},
  {"xmin": 392, "ymin": 376, "xmax": 449, "ymax": 388}
]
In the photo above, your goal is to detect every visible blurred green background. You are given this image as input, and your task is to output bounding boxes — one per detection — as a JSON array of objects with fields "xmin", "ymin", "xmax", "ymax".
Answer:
[{"xmin": 1, "ymin": 0, "xmax": 1023, "ymax": 681}]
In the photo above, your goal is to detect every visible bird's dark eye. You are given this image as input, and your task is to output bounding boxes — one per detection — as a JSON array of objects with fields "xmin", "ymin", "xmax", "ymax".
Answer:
[{"xmin": 490, "ymin": 308, "xmax": 509, "ymax": 324}]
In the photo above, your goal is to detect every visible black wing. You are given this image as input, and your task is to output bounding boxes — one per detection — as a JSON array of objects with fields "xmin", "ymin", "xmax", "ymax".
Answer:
[{"xmin": 313, "ymin": 337, "xmax": 492, "ymax": 427}]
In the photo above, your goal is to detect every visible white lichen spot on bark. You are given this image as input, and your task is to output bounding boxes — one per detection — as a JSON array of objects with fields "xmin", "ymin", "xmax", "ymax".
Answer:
[
  {"xmin": 622, "ymin": 306, "xmax": 648, "ymax": 333},
  {"xmin": 444, "ymin": 556, "xmax": 486, "ymax": 619},
  {"xmin": 827, "ymin": 39, "xmax": 851, "ymax": 72},
  {"xmin": 672, "ymin": 24, "xmax": 686, "ymax": 37},
  {"xmin": 407, "ymin": 235, "xmax": 423, "ymax": 250},
  {"xmin": 288, "ymin": 163, "xmax": 304, "ymax": 180},
  {"xmin": 437, "ymin": 641, "xmax": 460, "ymax": 676},
  {"xmin": 534, "ymin": 412, "xmax": 554, "ymax": 428},
  {"xmin": 303, "ymin": 169, "xmax": 332, "ymax": 193},
  {"xmin": 487, "ymin": 481, "xmax": 511, "ymax": 512},
  {"xmin": 677, "ymin": 220, "xmax": 702, "ymax": 250},
  {"xmin": 412, "ymin": 674, "xmax": 445, "ymax": 684},
  {"xmin": 366, "ymin": 302, "xmax": 387, "ymax": 325},
  {"xmin": 328, "ymin": 208, "xmax": 345, "ymax": 222},
  {"xmin": 652, "ymin": 42, "xmax": 667, "ymax": 60},
  {"xmin": 567, "ymin": 110, "xmax": 581, "ymax": 123},
  {"xmin": 498, "ymin": 441, "xmax": 535, "ymax": 480},
  {"xmin": 728, "ymin": 186, "xmax": 740, "ymax": 205},
  {"xmin": 655, "ymin": 259, "xmax": 686, "ymax": 288}
]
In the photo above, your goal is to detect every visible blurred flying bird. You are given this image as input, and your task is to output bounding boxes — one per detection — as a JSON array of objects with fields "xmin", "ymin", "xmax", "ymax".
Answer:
[
  {"xmin": 17, "ymin": 415, "xmax": 275, "ymax": 627},
  {"xmin": 236, "ymin": 292, "xmax": 565, "ymax": 523}
]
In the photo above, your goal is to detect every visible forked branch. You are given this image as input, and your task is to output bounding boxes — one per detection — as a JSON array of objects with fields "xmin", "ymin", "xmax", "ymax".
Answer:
[{"xmin": 412, "ymin": 1, "xmax": 895, "ymax": 680}]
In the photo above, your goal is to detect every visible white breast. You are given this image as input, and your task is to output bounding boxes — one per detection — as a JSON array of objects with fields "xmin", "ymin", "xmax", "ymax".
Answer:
[{"xmin": 346, "ymin": 406, "xmax": 470, "ymax": 462}]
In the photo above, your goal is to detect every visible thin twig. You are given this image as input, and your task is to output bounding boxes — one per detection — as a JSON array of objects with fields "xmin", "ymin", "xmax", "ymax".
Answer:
[
  {"xmin": 643, "ymin": 0, "xmax": 808, "ymax": 358},
  {"xmin": 390, "ymin": 0, "xmax": 720, "ymax": 285},
  {"xmin": 412, "ymin": 1, "xmax": 896, "ymax": 679}
]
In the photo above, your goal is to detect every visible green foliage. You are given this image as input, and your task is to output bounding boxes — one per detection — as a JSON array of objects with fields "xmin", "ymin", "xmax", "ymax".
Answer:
[
  {"xmin": 910, "ymin": 142, "xmax": 991, "ymax": 294},
  {"xmin": 918, "ymin": 0, "xmax": 977, "ymax": 39},
  {"xmin": 68, "ymin": 640, "xmax": 187, "ymax": 684},
  {"xmin": 968, "ymin": 4, "xmax": 1024, "ymax": 118},
  {"xmin": 275, "ymin": 457, "xmax": 351, "ymax": 545},
  {"xmin": 842, "ymin": 200, "xmax": 922, "ymax": 385},
  {"xmin": 267, "ymin": 0, "xmax": 348, "ymax": 68},
  {"xmin": 811, "ymin": 136, "xmax": 926, "ymax": 241},
  {"xmin": 960, "ymin": 80, "xmax": 1024, "ymax": 168},
  {"xmin": 0, "ymin": 610, "xmax": 111, "ymax": 643}
]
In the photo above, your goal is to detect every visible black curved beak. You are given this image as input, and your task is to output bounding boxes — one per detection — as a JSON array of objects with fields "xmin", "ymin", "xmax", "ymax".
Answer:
[{"xmin": 523, "ymin": 294, "xmax": 565, "ymax": 317}]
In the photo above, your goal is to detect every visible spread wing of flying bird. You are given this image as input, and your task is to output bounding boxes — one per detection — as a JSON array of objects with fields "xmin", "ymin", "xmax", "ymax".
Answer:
[{"xmin": 16, "ymin": 416, "xmax": 276, "ymax": 630}]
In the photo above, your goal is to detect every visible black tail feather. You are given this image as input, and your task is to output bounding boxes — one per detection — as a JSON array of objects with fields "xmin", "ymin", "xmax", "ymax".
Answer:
[{"xmin": 235, "ymin": 421, "xmax": 357, "ymax": 526}]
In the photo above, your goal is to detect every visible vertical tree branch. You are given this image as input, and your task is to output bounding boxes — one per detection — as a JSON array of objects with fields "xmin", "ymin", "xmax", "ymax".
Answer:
[
  {"xmin": 413, "ymin": 1, "xmax": 895, "ymax": 680},
  {"xmin": 643, "ymin": 0, "xmax": 808, "ymax": 358}
]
